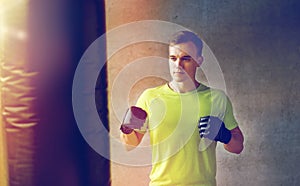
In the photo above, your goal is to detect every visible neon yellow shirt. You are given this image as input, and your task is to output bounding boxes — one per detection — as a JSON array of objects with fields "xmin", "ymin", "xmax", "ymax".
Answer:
[{"xmin": 136, "ymin": 84, "xmax": 238, "ymax": 186}]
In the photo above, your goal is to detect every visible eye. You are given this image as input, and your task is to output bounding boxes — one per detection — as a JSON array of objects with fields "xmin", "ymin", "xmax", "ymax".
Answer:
[
  {"xmin": 182, "ymin": 56, "xmax": 192, "ymax": 62},
  {"xmin": 169, "ymin": 56, "xmax": 177, "ymax": 61}
]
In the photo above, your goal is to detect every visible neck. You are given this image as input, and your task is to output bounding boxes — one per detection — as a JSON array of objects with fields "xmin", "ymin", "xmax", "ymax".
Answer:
[{"xmin": 169, "ymin": 80, "xmax": 200, "ymax": 93}]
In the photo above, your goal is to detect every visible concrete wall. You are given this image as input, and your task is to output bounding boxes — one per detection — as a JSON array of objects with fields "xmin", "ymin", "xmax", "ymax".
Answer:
[{"xmin": 106, "ymin": 0, "xmax": 300, "ymax": 185}]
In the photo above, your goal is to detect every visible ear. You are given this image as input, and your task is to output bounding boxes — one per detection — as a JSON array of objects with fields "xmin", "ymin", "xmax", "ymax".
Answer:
[{"xmin": 196, "ymin": 56, "xmax": 203, "ymax": 67}]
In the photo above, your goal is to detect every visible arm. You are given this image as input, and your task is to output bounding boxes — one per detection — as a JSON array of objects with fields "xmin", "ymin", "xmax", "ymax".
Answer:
[
  {"xmin": 120, "ymin": 130, "xmax": 145, "ymax": 151},
  {"xmin": 224, "ymin": 127, "xmax": 244, "ymax": 154}
]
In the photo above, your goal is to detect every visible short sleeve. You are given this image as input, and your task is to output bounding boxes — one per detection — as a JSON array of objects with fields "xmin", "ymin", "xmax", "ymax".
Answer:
[
  {"xmin": 134, "ymin": 90, "xmax": 150, "ymax": 133},
  {"xmin": 223, "ymin": 96, "xmax": 239, "ymax": 130}
]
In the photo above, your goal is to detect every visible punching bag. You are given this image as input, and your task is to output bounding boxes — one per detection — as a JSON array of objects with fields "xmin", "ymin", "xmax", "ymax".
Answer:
[
  {"xmin": 1, "ymin": 0, "xmax": 110, "ymax": 185},
  {"xmin": 1, "ymin": 1, "xmax": 37, "ymax": 185}
]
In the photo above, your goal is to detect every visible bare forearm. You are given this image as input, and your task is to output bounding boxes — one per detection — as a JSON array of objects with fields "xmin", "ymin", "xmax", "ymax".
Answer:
[{"xmin": 224, "ymin": 127, "xmax": 244, "ymax": 154}]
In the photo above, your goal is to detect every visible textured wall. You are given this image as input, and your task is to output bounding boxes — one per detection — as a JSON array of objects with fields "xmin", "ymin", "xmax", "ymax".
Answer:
[{"xmin": 106, "ymin": 0, "xmax": 300, "ymax": 185}]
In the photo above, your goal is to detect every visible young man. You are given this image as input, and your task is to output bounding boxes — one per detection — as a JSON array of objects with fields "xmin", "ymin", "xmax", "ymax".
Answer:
[{"xmin": 120, "ymin": 31, "xmax": 244, "ymax": 186}]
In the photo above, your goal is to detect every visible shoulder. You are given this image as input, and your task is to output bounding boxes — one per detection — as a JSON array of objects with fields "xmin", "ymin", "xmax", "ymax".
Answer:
[
  {"xmin": 209, "ymin": 88, "xmax": 227, "ymax": 97},
  {"xmin": 136, "ymin": 84, "xmax": 167, "ymax": 109},
  {"xmin": 199, "ymin": 84, "xmax": 227, "ymax": 98},
  {"xmin": 139, "ymin": 84, "xmax": 167, "ymax": 97},
  {"xmin": 201, "ymin": 86, "xmax": 230, "ymax": 104}
]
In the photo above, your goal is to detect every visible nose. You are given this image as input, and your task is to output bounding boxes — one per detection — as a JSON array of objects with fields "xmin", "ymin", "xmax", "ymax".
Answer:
[{"xmin": 174, "ymin": 58, "xmax": 183, "ymax": 67}]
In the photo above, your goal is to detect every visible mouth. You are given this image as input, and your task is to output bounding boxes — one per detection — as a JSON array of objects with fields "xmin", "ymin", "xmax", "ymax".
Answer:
[{"xmin": 174, "ymin": 71, "xmax": 185, "ymax": 74}]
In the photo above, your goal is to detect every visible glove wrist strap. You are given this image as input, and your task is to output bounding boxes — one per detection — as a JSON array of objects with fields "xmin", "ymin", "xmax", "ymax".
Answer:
[{"xmin": 221, "ymin": 129, "xmax": 232, "ymax": 144}]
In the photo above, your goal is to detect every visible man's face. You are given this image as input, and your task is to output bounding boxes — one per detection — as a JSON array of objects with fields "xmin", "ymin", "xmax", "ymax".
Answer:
[{"xmin": 169, "ymin": 41, "xmax": 203, "ymax": 83}]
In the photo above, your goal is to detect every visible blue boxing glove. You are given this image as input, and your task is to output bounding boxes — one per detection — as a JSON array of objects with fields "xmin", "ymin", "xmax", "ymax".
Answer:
[{"xmin": 198, "ymin": 116, "xmax": 232, "ymax": 144}]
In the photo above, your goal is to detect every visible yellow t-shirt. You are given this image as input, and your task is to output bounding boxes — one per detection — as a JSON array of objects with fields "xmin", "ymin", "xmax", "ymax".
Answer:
[{"xmin": 136, "ymin": 84, "xmax": 238, "ymax": 186}]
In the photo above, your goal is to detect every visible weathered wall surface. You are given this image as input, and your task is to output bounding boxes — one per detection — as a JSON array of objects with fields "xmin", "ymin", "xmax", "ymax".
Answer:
[{"xmin": 106, "ymin": 0, "xmax": 300, "ymax": 185}]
